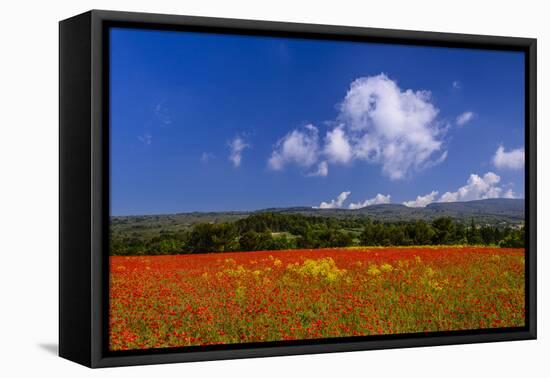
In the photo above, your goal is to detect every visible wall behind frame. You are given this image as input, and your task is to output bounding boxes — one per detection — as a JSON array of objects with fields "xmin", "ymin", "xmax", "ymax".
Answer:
[{"xmin": 0, "ymin": 0, "xmax": 547, "ymax": 377}]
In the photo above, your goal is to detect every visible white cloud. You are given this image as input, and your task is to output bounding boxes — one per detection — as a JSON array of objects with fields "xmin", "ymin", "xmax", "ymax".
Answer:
[
  {"xmin": 403, "ymin": 191, "xmax": 439, "ymax": 207},
  {"xmin": 405, "ymin": 173, "xmax": 518, "ymax": 205},
  {"xmin": 268, "ymin": 74, "xmax": 446, "ymax": 179},
  {"xmin": 268, "ymin": 124, "xmax": 319, "ymax": 171},
  {"xmin": 452, "ymin": 81, "xmax": 461, "ymax": 90},
  {"xmin": 492, "ymin": 145, "xmax": 525, "ymax": 170},
  {"xmin": 309, "ymin": 161, "xmax": 328, "ymax": 177},
  {"xmin": 338, "ymin": 74, "xmax": 446, "ymax": 180},
  {"xmin": 456, "ymin": 111, "xmax": 475, "ymax": 126},
  {"xmin": 201, "ymin": 152, "xmax": 215, "ymax": 163},
  {"xmin": 155, "ymin": 101, "xmax": 172, "ymax": 126},
  {"xmin": 315, "ymin": 191, "xmax": 351, "ymax": 209},
  {"xmin": 138, "ymin": 133, "xmax": 152, "ymax": 145},
  {"xmin": 324, "ymin": 126, "xmax": 352, "ymax": 164},
  {"xmin": 503, "ymin": 189, "xmax": 516, "ymax": 199},
  {"xmin": 228, "ymin": 136, "xmax": 249, "ymax": 168},
  {"xmin": 349, "ymin": 193, "xmax": 391, "ymax": 209},
  {"xmin": 439, "ymin": 172, "xmax": 505, "ymax": 202}
]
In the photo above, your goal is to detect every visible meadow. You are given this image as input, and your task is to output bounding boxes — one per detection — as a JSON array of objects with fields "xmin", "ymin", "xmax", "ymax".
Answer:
[{"xmin": 109, "ymin": 246, "xmax": 525, "ymax": 351}]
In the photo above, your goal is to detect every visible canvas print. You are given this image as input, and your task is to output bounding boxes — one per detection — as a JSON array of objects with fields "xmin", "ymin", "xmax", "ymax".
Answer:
[{"xmin": 108, "ymin": 28, "xmax": 526, "ymax": 352}]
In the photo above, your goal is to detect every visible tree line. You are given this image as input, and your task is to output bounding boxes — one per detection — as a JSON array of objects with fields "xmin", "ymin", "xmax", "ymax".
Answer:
[{"xmin": 110, "ymin": 212, "xmax": 525, "ymax": 256}]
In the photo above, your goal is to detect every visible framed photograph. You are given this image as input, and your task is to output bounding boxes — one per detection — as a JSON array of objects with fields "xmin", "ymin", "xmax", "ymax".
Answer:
[{"xmin": 59, "ymin": 10, "xmax": 536, "ymax": 368}]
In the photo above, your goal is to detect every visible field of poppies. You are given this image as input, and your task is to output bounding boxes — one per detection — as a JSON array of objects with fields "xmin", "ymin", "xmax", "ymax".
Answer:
[{"xmin": 109, "ymin": 247, "xmax": 525, "ymax": 351}]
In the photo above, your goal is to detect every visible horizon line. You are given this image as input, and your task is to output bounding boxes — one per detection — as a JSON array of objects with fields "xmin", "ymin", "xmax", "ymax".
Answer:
[{"xmin": 110, "ymin": 197, "xmax": 524, "ymax": 218}]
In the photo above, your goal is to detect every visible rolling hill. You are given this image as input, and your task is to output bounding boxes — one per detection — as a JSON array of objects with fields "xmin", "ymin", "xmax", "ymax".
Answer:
[
  {"xmin": 262, "ymin": 198, "xmax": 524, "ymax": 224},
  {"xmin": 111, "ymin": 199, "xmax": 525, "ymax": 235}
]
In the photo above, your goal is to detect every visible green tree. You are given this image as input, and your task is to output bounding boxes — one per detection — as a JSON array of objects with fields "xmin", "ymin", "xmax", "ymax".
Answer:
[
  {"xmin": 467, "ymin": 219, "xmax": 482, "ymax": 244},
  {"xmin": 432, "ymin": 217, "xmax": 454, "ymax": 245},
  {"xmin": 186, "ymin": 223, "xmax": 238, "ymax": 253},
  {"xmin": 411, "ymin": 220, "xmax": 435, "ymax": 245}
]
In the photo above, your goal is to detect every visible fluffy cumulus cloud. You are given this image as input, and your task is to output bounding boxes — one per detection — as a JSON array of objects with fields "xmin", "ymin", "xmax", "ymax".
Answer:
[
  {"xmin": 309, "ymin": 161, "xmax": 328, "ymax": 177},
  {"xmin": 324, "ymin": 126, "xmax": 352, "ymax": 164},
  {"xmin": 315, "ymin": 191, "xmax": 351, "ymax": 209},
  {"xmin": 268, "ymin": 124, "xmax": 319, "ymax": 171},
  {"xmin": 456, "ymin": 111, "xmax": 475, "ymax": 126},
  {"xmin": 268, "ymin": 74, "xmax": 447, "ymax": 179},
  {"xmin": 337, "ymin": 74, "xmax": 446, "ymax": 180},
  {"xmin": 492, "ymin": 145, "xmax": 525, "ymax": 170},
  {"xmin": 403, "ymin": 191, "xmax": 439, "ymax": 208},
  {"xmin": 404, "ymin": 172, "xmax": 518, "ymax": 206},
  {"xmin": 349, "ymin": 193, "xmax": 391, "ymax": 210},
  {"xmin": 503, "ymin": 188, "xmax": 517, "ymax": 199},
  {"xmin": 439, "ymin": 172, "xmax": 509, "ymax": 202},
  {"xmin": 228, "ymin": 136, "xmax": 249, "ymax": 168}
]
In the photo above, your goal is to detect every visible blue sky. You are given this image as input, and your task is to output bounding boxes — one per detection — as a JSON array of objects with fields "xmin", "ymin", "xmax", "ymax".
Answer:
[{"xmin": 110, "ymin": 27, "xmax": 525, "ymax": 215}]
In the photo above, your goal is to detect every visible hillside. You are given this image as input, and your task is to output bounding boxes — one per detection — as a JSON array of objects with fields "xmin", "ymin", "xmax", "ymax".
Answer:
[
  {"xmin": 111, "ymin": 199, "xmax": 524, "ymax": 238},
  {"xmin": 275, "ymin": 198, "xmax": 525, "ymax": 224}
]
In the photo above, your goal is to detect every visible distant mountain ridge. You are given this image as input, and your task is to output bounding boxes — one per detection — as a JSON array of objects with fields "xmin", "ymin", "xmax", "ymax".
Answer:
[
  {"xmin": 256, "ymin": 198, "xmax": 524, "ymax": 224},
  {"xmin": 112, "ymin": 198, "xmax": 524, "ymax": 226}
]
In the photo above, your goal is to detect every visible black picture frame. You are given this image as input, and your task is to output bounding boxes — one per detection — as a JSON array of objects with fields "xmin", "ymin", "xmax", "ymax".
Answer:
[{"xmin": 59, "ymin": 9, "xmax": 537, "ymax": 368}]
